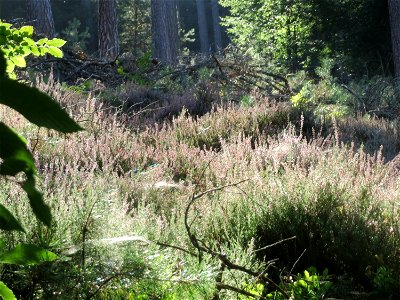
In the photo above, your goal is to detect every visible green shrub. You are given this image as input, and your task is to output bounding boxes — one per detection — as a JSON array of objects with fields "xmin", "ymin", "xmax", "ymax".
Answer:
[
  {"xmin": 266, "ymin": 267, "xmax": 332, "ymax": 300},
  {"xmin": 60, "ymin": 18, "xmax": 90, "ymax": 51},
  {"xmin": 373, "ymin": 266, "xmax": 398, "ymax": 296}
]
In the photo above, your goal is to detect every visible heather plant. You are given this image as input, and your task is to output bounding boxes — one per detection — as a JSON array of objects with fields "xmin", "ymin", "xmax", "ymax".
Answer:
[{"xmin": 2, "ymin": 67, "xmax": 400, "ymax": 298}]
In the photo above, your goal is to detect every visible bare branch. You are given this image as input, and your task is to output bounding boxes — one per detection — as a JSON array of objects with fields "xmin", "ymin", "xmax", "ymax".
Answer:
[
  {"xmin": 155, "ymin": 241, "xmax": 198, "ymax": 257},
  {"xmin": 290, "ymin": 249, "xmax": 307, "ymax": 275},
  {"xmin": 253, "ymin": 236, "xmax": 297, "ymax": 253},
  {"xmin": 216, "ymin": 283, "xmax": 268, "ymax": 299}
]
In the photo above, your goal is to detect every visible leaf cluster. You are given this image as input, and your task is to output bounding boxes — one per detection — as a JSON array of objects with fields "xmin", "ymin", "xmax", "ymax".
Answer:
[{"xmin": 0, "ymin": 20, "xmax": 66, "ymax": 78}]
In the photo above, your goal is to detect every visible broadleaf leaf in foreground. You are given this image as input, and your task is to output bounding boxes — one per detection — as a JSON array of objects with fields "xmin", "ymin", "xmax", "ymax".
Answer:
[
  {"xmin": 22, "ymin": 176, "xmax": 52, "ymax": 227},
  {"xmin": 0, "ymin": 77, "xmax": 83, "ymax": 133},
  {"xmin": 0, "ymin": 204, "xmax": 25, "ymax": 232},
  {"xmin": 0, "ymin": 50, "xmax": 5, "ymax": 76},
  {"xmin": 0, "ymin": 281, "xmax": 16, "ymax": 300},
  {"xmin": 0, "ymin": 122, "xmax": 35, "ymax": 176},
  {"xmin": 46, "ymin": 38, "xmax": 66, "ymax": 47},
  {"xmin": 0, "ymin": 51, "xmax": 82, "ymax": 133},
  {"xmin": 0, "ymin": 244, "xmax": 57, "ymax": 265}
]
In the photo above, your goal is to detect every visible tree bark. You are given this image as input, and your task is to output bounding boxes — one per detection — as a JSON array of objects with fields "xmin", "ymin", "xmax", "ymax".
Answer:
[
  {"xmin": 26, "ymin": 0, "xmax": 55, "ymax": 38},
  {"xmin": 166, "ymin": 0, "xmax": 179, "ymax": 64},
  {"xmin": 211, "ymin": 0, "xmax": 222, "ymax": 52},
  {"xmin": 196, "ymin": 0, "xmax": 209, "ymax": 53},
  {"xmin": 389, "ymin": 0, "xmax": 400, "ymax": 78},
  {"xmin": 151, "ymin": 0, "xmax": 179, "ymax": 65},
  {"xmin": 98, "ymin": 0, "xmax": 119, "ymax": 61}
]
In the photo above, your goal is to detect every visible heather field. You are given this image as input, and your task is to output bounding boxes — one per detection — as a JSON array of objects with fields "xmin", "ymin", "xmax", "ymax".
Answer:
[{"xmin": 1, "ymin": 76, "xmax": 400, "ymax": 299}]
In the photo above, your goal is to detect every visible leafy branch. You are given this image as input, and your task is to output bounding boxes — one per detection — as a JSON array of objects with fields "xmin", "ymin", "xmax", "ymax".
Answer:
[{"xmin": 0, "ymin": 20, "xmax": 66, "ymax": 78}]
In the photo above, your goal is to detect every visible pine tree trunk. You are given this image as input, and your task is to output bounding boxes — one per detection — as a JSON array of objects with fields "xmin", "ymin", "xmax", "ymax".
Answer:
[
  {"xmin": 26, "ymin": 0, "xmax": 55, "ymax": 38},
  {"xmin": 151, "ymin": 0, "xmax": 179, "ymax": 65},
  {"xmin": 196, "ymin": 0, "xmax": 209, "ymax": 53},
  {"xmin": 151, "ymin": 0, "xmax": 168, "ymax": 62},
  {"xmin": 211, "ymin": 0, "xmax": 222, "ymax": 52},
  {"xmin": 389, "ymin": 0, "xmax": 400, "ymax": 78},
  {"xmin": 166, "ymin": 0, "xmax": 179, "ymax": 64},
  {"xmin": 98, "ymin": 0, "xmax": 119, "ymax": 61}
]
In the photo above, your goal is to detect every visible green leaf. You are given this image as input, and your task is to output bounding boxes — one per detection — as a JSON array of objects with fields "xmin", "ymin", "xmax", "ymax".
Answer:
[
  {"xmin": 0, "ymin": 239, "xmax": 5, "ymax": 251},
  {"xmin": 37, "ymin": 38, "xmax": 48, "ymax": 45},
  {"xmin": 10, "ymin": 56, "xmax": 26, "ymax": 68},
  {"xmin": 0, "ymin": 203, "xmax": 25, "ymax": 232},
  {"xmin": 0, "ymin": 126, "xmax": 51, "ymax": 226},
  {"xmin": 30, "ymin": 46, "xmax": 40, "ymax": 56},
  {"xmin": 0, "ymin": 22, "xmax": 12, "ymax": 30},
  {"xmin": 38, "ymin": 47, "xmax": 49, "ymax": 56},
  {"xmin": 0, "ymin": 78, "xmax": 82, "ymax": 132},
  {"xmin": 0, "ymin": 76, "xmax": 83, "ymax": 133},
  {"xmin": 0, "ymin": 35, "xmax": 6, "ymax": 46},
  {"xmin": 22, "ymin": 37, "xmax": 36, "ymax": 46},
  {"xmin": 0, "ymin": 244, "xmax": 57, "ymax": 265},
  {"xmin": 47, "ymin": 46, "xmax": 63, "ymax": 58},
  {"xmin": 0, "ymin": 122, "xmax": 35, "ymax": 176},
  {"xmin": 297, "ymin": 279, "xmax": 308, "ymax": 288},
  {"xmin": 11, "ymin": 33, "xmax": 22, "ymax": 44},
  {"xmin": 5, "ymin": 61, "xmax": 15, "ymax": 76},
  {"xmin": 19, "ymin": 26, "xmax": 33, "ymax": 36},
  {"xmin": 0, "ymin": 77, "xmax": 82, "ymax": 132},
  {"xmin": 0, "ymin": 281, "xmax": 16, "ymax": 300},
  {"xmin": 22, "ymin": 176, "xmax": 52, "ymax": 226},
  {"xmin": 46, "ymin": 38, "xmax": 66, "ymax": 47},
  {"xmin": 0, "ymin": 51, "xmax": 5, "ymax": 76},
  {"xmin": 19, "ymin": 46, "xmax": 31, "ymax": 56}
]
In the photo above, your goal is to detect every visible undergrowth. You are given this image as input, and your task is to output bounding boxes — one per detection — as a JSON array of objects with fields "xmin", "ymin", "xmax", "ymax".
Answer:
[{"xmin": 1, "ymin": 74, "xmax": 400, "ymax": 299}]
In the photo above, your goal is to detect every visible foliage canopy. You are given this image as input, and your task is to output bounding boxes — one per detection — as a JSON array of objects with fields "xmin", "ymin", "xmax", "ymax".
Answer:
[{"xmin": 220, "ymin": 0, "xmax": 390, "ymax": 75}]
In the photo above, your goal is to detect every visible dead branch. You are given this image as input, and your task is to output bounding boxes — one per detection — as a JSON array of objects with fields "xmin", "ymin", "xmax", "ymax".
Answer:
[
  {"xmin": 253, "ymin": 236, "xmax": 297, "ymax": 253},
  {"xmin": 216, "ymin": 282, "xmax": 269, "ymax": 299},
  {"xmin": 155, "ymin": 241, "xmax": 198, "ymax": 257}
]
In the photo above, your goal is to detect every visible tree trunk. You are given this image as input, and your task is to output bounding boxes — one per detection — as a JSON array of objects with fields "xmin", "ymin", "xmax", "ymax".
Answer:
[
  {"xmin": 389, "ymin": 0, "xmax": 400, "ymax": 78},
  {"xmin": 196, "ymin": 0, "xmax": 209, "ymax": 53},
  {"xmin": 151, "ymin": 0, "xmax": 179, "ymax": 65},
  {"xmin": 98, "ymin": 0, "xmax": 119, "ymax": 61},
  {"xmin": 166, "ymin": 0, "xmax": 179, "ymax": 64},
  {"xmin": 211, "ymin": 0, "xmax": 222, "ymax": 52},
  {"xmin": 26, "ymin": 0, "xmax": 55, "ymax": 38}
]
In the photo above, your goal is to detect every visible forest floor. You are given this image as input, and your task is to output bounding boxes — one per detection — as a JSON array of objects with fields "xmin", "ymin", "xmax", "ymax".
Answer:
[{"xmin": 1, "ymin": 72, "xmax": 400, "ymax": 299}]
